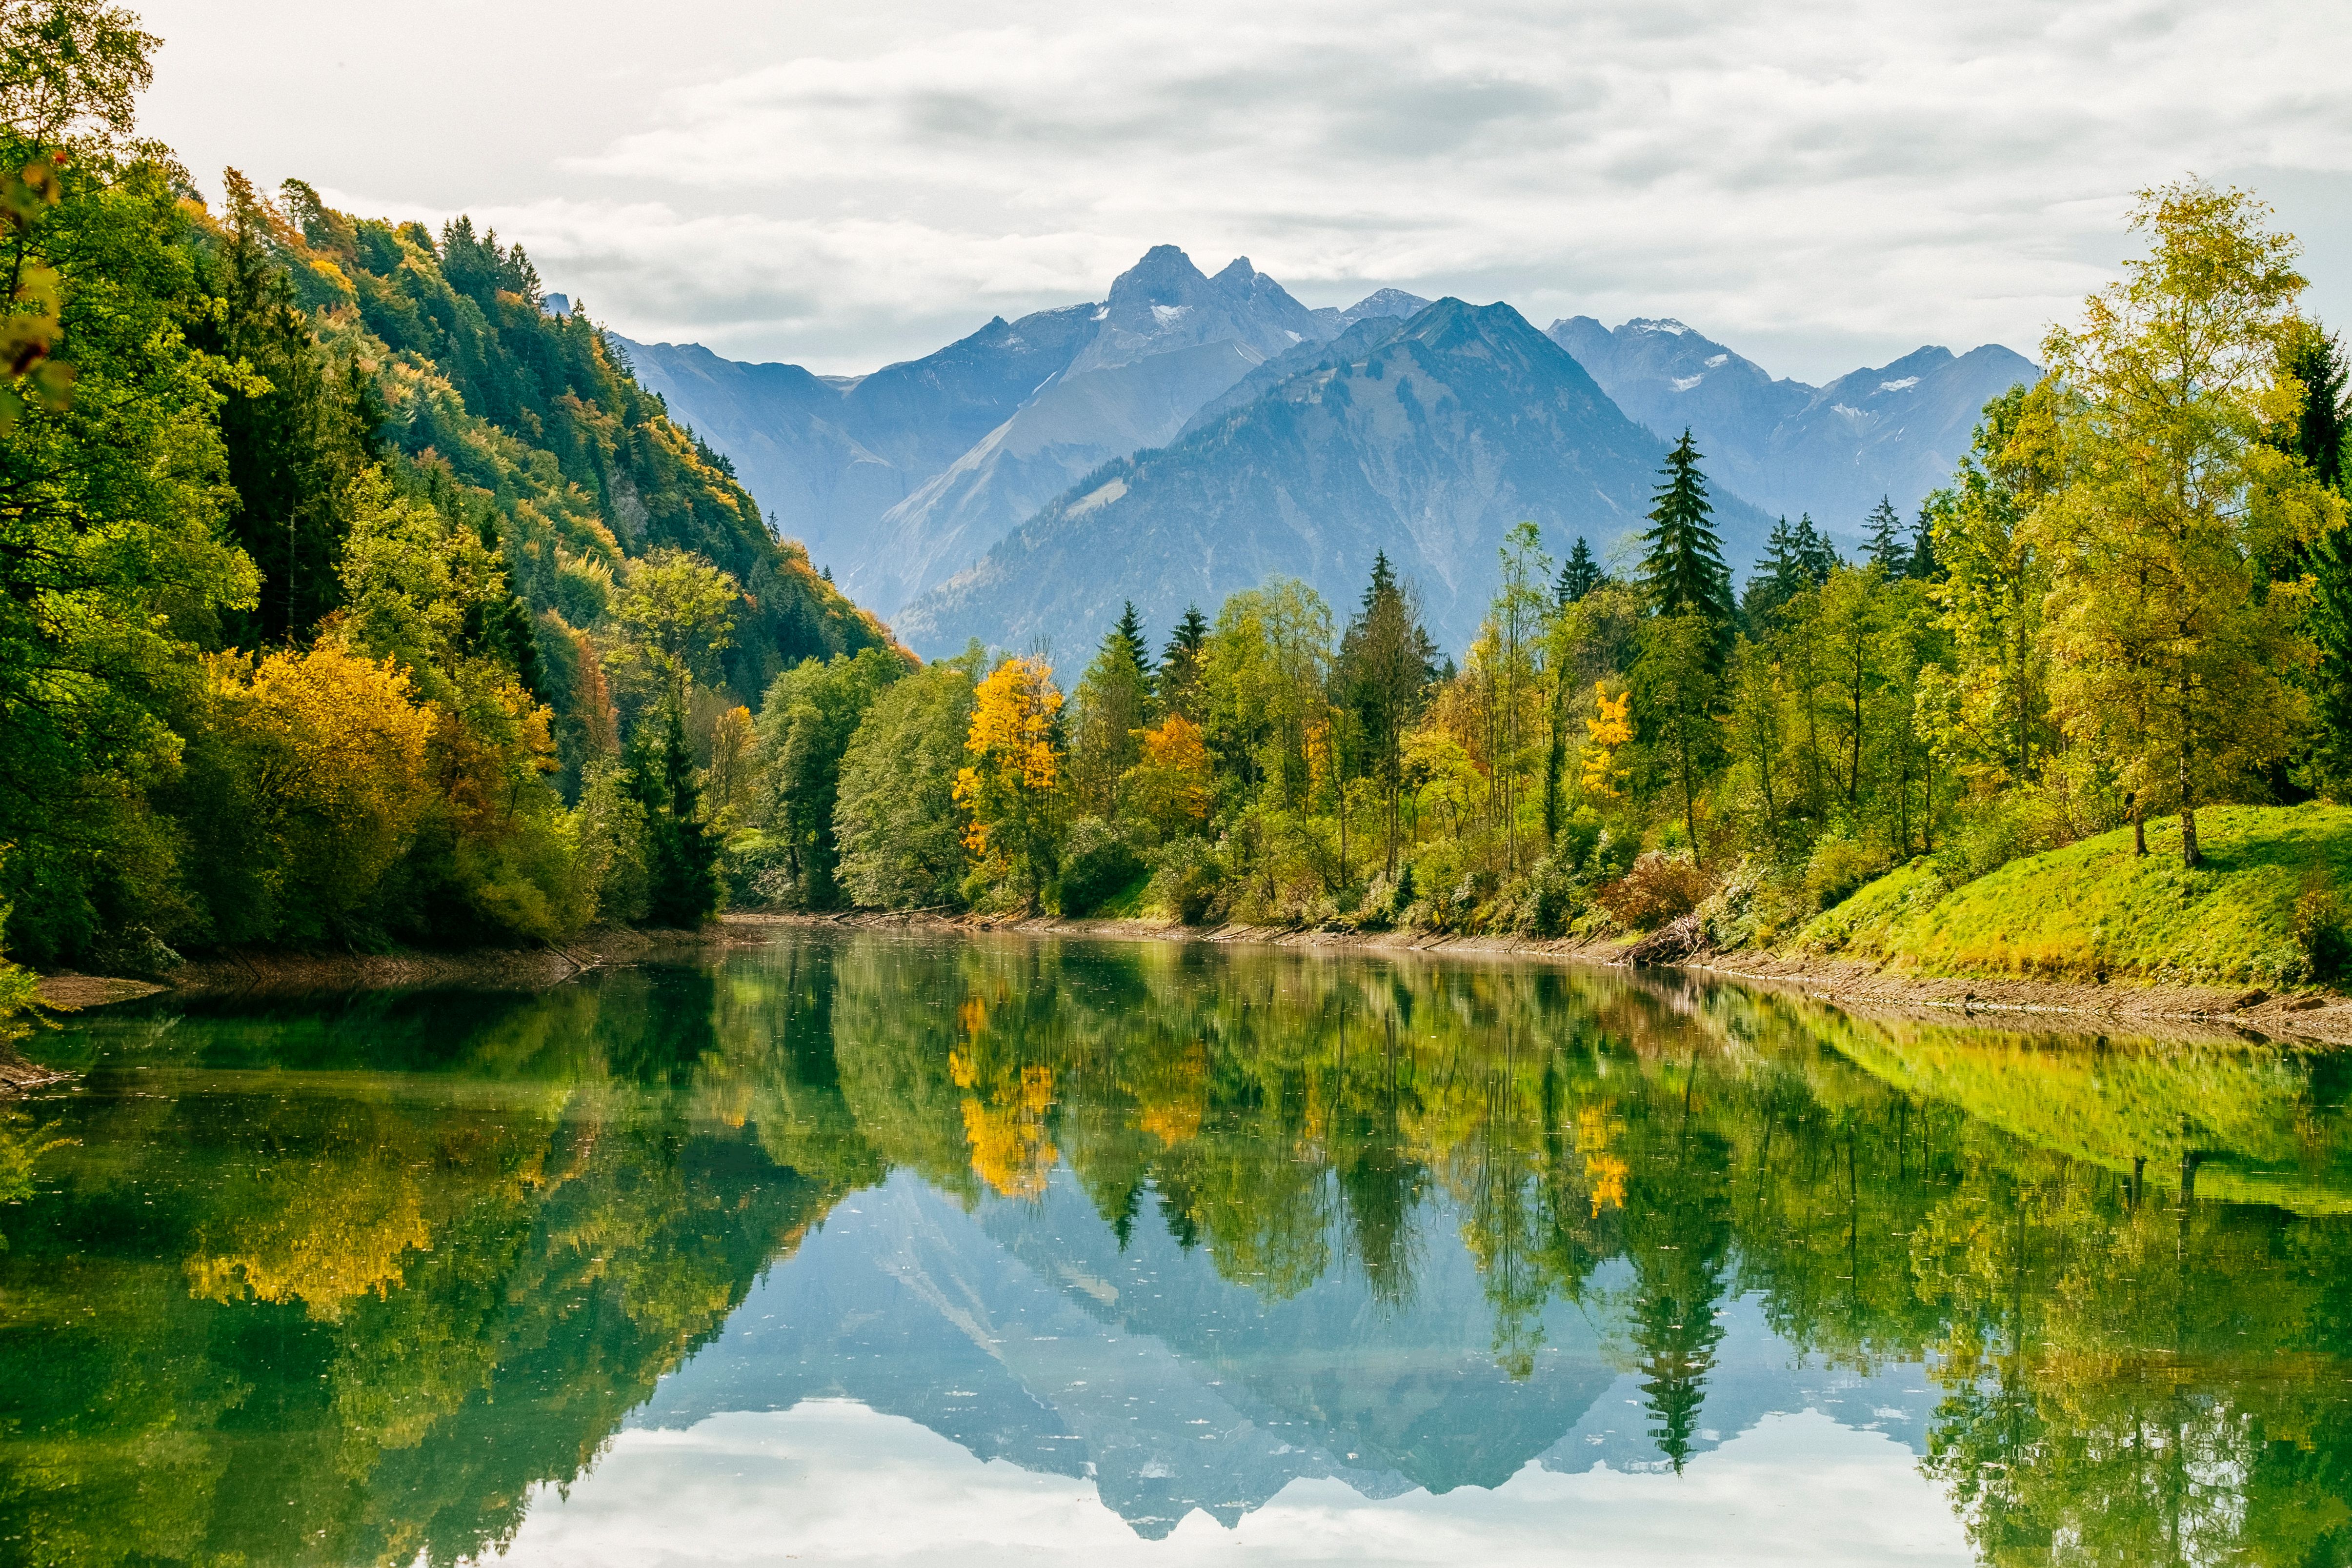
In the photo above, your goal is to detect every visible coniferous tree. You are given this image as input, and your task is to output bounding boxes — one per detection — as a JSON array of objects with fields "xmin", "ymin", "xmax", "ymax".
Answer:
[
  {"xmin": 1637, "ymin": 430, "xmax": 1734, "ymax": 663},
  {"xmin": 629, "ymin": 704, "xmax": 721, "ymax": 925},
  {"xmin": 1907, "ymin": 499, "xmax": 1941, "ymax": 580},
  {"xmin": 1336, "ymin": 552, "xmax": 1437, "ymax": 877},
  {"xmin": 1556, "ymin": 537, "xmax": 1604, "ymax": 606},
  {"xmin": 1158, "ymin": 604, "xmax": 1210, "ymax": 719},
  {"xmin": 1862, "ymin": 496, "xmax": 1907, "ymax": 575},
  {"xmin": 1792, "ymin": 513, "xmax": 1840, "ymax": 584},
  {"xmin": 1110, "ymin": 600, "xmax": 1154, "ymax": 679},
  {"xmin": 1741, "ymin": 517, "xmax": 1805, "ymax": 625},
  {"xmin": 2282, "ymin": 325, "xmax": 2352, "ymax": 790}
]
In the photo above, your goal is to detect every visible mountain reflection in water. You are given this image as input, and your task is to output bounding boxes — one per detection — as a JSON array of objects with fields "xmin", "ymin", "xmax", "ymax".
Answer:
[{"xmin": 3, "ymin": 931, "xmax": 2350, "ymax": 1566}]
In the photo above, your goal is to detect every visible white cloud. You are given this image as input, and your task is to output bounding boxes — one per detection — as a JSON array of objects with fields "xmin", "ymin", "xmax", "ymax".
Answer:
[
  {"xmin": 137, "ymin": 0, "xmax": 2352, "ymax": 379},
  {"xmin": 490, "ymin": 1401, "xmax": 1970, "ymax": 1566}
]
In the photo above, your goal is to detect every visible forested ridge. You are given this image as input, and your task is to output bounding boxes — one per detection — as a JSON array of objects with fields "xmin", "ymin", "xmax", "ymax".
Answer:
[{"xmin": 0, "ymin": 1, "xmax": 893, "ymax": 984}]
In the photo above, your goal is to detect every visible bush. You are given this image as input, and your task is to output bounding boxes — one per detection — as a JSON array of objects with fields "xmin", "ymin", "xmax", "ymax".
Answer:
[
  {"xmin": 1596, "ymin": 851, "xmax": 1711, "ymax": 931},
  {"xmin": 1805, "ymin": 833, "xmax": 1879, "ymax": 910},
  {"xmin": 1145, "ymin": 835, "xmax": 1226, "ymax": 925},
  {"xmin": 2294, "ymin": 885, "xmax": 2351, "ymax": 984},
  {"xmin": 1056, "ymin": 817, "xmax": 1145, "ymax": 916},
  {"xmin": 1521, "ymin": 855, "xmax": 1579, "ymax": 938}
]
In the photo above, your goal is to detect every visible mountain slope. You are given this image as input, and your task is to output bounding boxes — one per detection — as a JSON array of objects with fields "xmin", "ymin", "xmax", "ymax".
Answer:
[
  {"xmin": 895, "ymin": 299, "xmax": 1771, "ymax": 657},
  {"xmin": 615, "ymin": 303, "xmax": 1100, "ymax": 590},
  {"xmin": 1547, "ymin": 317, "xmax": 2038, "ymax": 537},
  {"xmin": 860, "ymin": 249, "xmax": 1342, "ymax": 614}
]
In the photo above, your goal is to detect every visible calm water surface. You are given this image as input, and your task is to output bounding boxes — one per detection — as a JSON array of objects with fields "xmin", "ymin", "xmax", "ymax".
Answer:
[{"xmin": 4, "ymin": 932, "xmax": 2351, "ymax": 1566}]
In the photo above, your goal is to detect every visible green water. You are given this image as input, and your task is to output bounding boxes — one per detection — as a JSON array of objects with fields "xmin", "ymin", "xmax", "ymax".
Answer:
[{"xmin": 3, "ymin": 932, "xmax": 2351, "ymax": 1566}]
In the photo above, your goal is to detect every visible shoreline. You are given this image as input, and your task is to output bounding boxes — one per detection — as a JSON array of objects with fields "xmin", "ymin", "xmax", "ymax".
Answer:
[{"xmin": 19, "ymin": 907, "xmax": 2352, "ymax": 1049}]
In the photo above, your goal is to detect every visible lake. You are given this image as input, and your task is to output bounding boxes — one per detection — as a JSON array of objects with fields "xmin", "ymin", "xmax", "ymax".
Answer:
[{"xmin": 3, "ymin": 930, "xmax": 2350, "ymax": 1566}]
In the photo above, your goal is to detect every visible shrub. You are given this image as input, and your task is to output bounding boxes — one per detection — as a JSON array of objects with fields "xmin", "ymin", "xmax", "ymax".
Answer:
[
  {"xmin": 2294, "ymin": 885, "xmax": 2350, "ymax": 985},
  {"xmin": 1146, "ymin": 836, "xmax": 1226, "ymax": 925},
  {"xmin": 1596, "ymin": 851, "xmax": 1711, "ymax": 930},
  {"xmin": 1804, "ymin": 833, "xmax": 1879, "ymax": 910},
  {"xmin": 1056, "ymin": 817, "xmax": 1144, "ymax": 916},
  {"xmin": 1521, "ymin": 855, "xmax": 1579, "ymax": 938}
]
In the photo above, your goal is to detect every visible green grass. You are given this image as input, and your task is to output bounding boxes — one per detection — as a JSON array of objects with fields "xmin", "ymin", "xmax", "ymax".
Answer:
[{"xmin": 1791, "ymin": 803, "xmax": 2352, "ymax": 988}]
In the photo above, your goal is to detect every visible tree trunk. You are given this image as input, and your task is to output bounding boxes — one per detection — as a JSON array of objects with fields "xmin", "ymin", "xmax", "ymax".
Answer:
[
  {"xmin": 2178, "ymin": 740, "xmax": 2200, "ymax": 868},
  {"xmin": 2131, "ymin": 795, "xmax": 2147, "ymax": 857}
]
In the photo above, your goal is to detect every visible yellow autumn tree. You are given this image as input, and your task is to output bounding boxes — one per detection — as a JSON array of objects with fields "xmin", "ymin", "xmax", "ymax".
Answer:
[
  {"xmin": 202, "ymin": 644, "xmax": 436, "ymax": 937},
  {"xmin": 1121, "ymin": 712, "xmax": 1214, "ymax": 840},
  {"xmin": 953, "ymin": 656, "xmax": 1064, "ymax": 909},
  {"xmin": 1580, "ymin": 683, "xmax": 1632, "ymax": 799}
]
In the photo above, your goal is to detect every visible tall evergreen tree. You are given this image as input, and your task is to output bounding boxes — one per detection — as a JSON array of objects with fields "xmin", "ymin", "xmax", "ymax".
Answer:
[
  {"xmin": 1741, "ymin": 516, "xmax": 1805, "ymax": 625},
  {"xmin": 2283, "ymin": 325, "xmax": 2352, "ymax": 791},
  {"xmin": 1791, "ymin": 513, "xmax": 1840, "ymax": 583},
  {"xmin": 1556, "ymin": 537, "xmax": 1604, "ymax": 606},
  {"xmin": 1159, "ymin": 604, "xmax": 1210, "ymax": 719},
  {"xmin": 1862, "ymin": 496, "xmax": 1907, "ymax": 574},
  {"xmin": 1337, "ymin": 552, "xmax": 1437, "ymax": 877},
  {"xmin": 1637, "ymin": 430, "xmax": 1734, "ymax": 657},
  {"xmin": 1109, "ymin": 599, "xmax": 1154, "ymax": 679},
  {"xmin": 1907, "ymin": 498, "xmax": 1941, "ymax": 580},
  {"xmin": 628, "ymin": 704, "xmax": 721, "ymax": 926}
]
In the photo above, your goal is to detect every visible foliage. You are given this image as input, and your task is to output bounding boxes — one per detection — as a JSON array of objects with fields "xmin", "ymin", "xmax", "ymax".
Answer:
[
  {"xmin": 954, "ymin": 656, "xmax": 1064, "ymax": 911},
  {"xmin": 1800, "ymin": 803, "xmax": 2352, "ymax": 985},
  {"xmin": 833, "ymin": 657, "xmax": 976, "ymax": 908}
]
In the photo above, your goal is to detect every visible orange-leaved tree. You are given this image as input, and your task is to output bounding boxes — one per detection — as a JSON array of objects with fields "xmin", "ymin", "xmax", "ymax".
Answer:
[{"xmin": 953, "ymin": 656, "xmax": 1063, "ymax": 910}]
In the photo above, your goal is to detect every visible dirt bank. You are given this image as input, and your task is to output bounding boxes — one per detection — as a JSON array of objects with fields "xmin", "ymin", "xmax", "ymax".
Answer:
[
  {"xmin": 796, "ymin": 907, "xmax": 2352, "ymax": 1045},
  {"xmin": 22, "ymin": 907, "xmax": 2352, "ymax": 1048}
]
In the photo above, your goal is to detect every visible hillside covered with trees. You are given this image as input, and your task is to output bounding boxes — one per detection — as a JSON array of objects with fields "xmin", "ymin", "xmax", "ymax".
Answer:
[{"xmin": 0, "ymin": 0, "xmax": 895, "ymax": 980}]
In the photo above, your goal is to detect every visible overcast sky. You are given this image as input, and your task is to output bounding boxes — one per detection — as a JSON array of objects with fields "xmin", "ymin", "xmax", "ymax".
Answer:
[{"xmin": 134, "ymin": 0, "xmax": 2352, "ymax": 382}]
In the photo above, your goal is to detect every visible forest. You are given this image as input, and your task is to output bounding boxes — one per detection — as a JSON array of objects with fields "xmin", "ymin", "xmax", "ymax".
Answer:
[
  {"xmin": 3, "ymin": 0, "xmax": 2352, "ymax": 1000},
  {"xmin": 0, "ymin": 1, "xmax": 894, "ymax": 987}
]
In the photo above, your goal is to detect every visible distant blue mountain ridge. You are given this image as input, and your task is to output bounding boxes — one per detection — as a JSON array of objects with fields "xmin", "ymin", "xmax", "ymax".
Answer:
[{"xmin": 611, "ymin": 248, "xmax": 2037, "ymax": 657}]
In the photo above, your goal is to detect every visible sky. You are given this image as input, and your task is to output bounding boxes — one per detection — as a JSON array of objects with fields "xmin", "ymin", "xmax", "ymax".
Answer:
[{"xmin": 134, "ymin": 0, "xmax": 2352, "ymax": 383}]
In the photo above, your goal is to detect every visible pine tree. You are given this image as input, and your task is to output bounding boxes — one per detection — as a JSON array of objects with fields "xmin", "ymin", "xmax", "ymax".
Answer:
[
  {"xmin": 1792, "ymin": 514, "xmax": 1839, "ymax": 583},
  {"xmin": 1556, "ymin": 537, "xmax": 1603, "ymax": 606},
  {"xmin": 628, "ymin": 704, "xmax": 721, "ymax": 926},
  {"xmin": 1907, "ymin": 499, "xmax": 1940, "ymax": 580},
  {"xmin": 1637, "ymin": 430, "xmax": 1734, "ymax": 656},
  {"xmin": 1159, "ymin": 604, "xmax": 1210, "ymax": 719},
  {"xmin": 1338, "ymin": 552, "xmax": 1437, "ymax": 876},
  {"xmin": 1862, "ymin": 495, "xmax": 1907, "ymax": 574},
  {"xmin": 1110, "ymin": 599, "xmax": 1155, "ymax": 678},
  {"xmin": 1741, "ymin": 516, "xmax": 1804, "ymax": 624},
  {"xmin": 2285, "ymin": 325, "xmax": 2352, "ymax": 790}
]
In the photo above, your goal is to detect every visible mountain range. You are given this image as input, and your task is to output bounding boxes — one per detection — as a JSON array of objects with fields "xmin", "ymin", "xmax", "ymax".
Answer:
[{"xmin": 616, "ymin": 249, "xmax": 2039, "ymax": 658}]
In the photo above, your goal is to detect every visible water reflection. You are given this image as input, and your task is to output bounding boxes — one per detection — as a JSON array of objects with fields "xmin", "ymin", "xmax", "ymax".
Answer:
[{"xmin": 3, "ymin": 934, "xmax": 2349, "ymax": 1566}]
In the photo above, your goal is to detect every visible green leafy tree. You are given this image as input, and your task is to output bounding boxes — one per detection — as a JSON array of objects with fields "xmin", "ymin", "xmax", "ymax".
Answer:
[
  {"xmin": 834, "ymin": 656, "xmax": 979, "ymax": 908},
  {"xmin": 2036, "ymin": 180, "xmax": 2341, "ymax": 866},
  {"xmin": 1633, "ymin": 609, "xmax": 1725, "ymax": 861},
  {"xmin": 756, "ymin": 648, "xmax": 902, "ymax": 909}
]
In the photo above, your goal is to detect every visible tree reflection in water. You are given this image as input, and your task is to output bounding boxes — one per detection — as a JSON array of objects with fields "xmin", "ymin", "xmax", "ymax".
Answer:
[{"xmin": 2, "ymin": 932, "xmax": 2349, "ymax": 1566}]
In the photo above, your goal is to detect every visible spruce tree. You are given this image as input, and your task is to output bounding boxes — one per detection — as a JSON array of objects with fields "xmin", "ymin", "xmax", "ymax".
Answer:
[
  {"xmin": 1862, "ymin": 496, "xmax": 1907, "ymax": 574},
  {"xmin": 1556, "ymin": 537, "xmax": 1603, "ymax": 606},
  {"xmin": 2286, "ymin": 327, "xmax": 2352, "ymax": 789},
  {"xmin": 628, "ymin": 704, "xmax": 721, "ymax": 927},
  {"xmin": 1637, "ymin": 430, "xmax": 1734, "ymax": 654},
  {"xmin": 1792, "ymin": 514, "xmax": 1839, "ymax": 584},
  {"xmin": 1741, "ymin": 516, "xmax": 1803, "ymax": 624},
  {"xmin": 1158, "ymin": 604, "xmax": 1210, "ymax": 719},
  {"xmin": 1338, "ymin": 552, "xmax": 1437, "ymax": 875},
  {"xmin": 1907, "ymin": 499, "xmax": 1940, "ymax": 580},
  {"xmin": 1110, "ymin": 599, "xmax": 1155, "ymax": 678}
]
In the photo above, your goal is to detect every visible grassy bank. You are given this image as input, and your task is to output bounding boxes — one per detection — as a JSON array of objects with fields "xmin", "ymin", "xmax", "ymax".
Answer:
[{"xmin": 1793, "ymin": 803, "xmax": 2352, "ymax": 989}]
